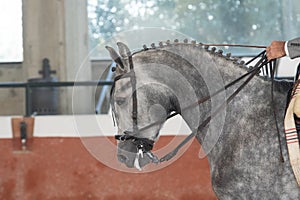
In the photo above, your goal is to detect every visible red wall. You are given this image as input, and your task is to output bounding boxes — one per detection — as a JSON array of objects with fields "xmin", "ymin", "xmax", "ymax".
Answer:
[{"xmin": 0, "ymin": 136, "xmax": 216, "ymax": 200}]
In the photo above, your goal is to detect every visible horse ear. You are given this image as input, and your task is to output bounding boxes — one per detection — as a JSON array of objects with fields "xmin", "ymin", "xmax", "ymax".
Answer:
[
  {"xmin": 117, "ymin": 42, "xmax": 131, "ymax": 58},
  {"xmin": 105, "ymin": 46, "xmax": 125, "ymax": 71}
]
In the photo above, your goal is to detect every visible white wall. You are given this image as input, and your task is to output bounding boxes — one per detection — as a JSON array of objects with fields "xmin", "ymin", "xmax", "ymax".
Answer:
[{"xmin": 0, "ymin": 114, "xmax": 191, "ymax": 138}]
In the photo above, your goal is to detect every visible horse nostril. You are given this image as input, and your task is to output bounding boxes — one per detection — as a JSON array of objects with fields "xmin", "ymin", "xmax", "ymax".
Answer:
[{"xmin": 117, "ymin": 154, "xmax": 128, "ymax": 163}]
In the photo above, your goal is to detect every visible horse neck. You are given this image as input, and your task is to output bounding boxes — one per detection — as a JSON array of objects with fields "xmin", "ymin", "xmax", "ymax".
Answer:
[
  {"xmin": 192, "ymin": 56, "xmax": 289, "ymax": 163},
  {"xmin": 155, "ymin": 44, "xmax": 288, "ymax": 157},
  {"xmin": 133, "ymin": 45, "xmax": 288, "ymax": 159}
]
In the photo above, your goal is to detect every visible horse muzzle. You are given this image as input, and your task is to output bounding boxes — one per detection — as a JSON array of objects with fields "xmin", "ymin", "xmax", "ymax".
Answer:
[{"xmin": 117, "ymin": 140, "xmax": 154, "ymax": 170}]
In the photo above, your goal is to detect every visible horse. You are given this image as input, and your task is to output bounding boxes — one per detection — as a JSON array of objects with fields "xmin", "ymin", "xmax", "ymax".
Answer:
[{"xmin": 106, "ymin": 40, "xmax": 300, "ymax": 199}]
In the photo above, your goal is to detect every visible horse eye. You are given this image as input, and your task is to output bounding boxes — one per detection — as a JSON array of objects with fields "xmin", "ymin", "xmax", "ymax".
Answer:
[{"xmin": 115, "ymin": 98, "xmax": 126, "ymax": 106}]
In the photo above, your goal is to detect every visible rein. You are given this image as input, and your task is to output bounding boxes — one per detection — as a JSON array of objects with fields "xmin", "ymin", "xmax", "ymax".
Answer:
[
  {"xmin": 199, "ymin": 43, "xmax": 267, "ymax": 49},
  {"xmin": 160, "ymin": 52, "xmax": 277, "ymax": 162},
  {"xmin": 111, "ymin": 44, "xmax": 282, "ymax": 165}
]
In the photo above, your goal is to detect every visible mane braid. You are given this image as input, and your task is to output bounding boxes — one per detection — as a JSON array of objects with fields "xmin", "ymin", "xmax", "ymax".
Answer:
[{"xmin": 130, "ymin": 39, "xmax": 269, "ymax": 81}]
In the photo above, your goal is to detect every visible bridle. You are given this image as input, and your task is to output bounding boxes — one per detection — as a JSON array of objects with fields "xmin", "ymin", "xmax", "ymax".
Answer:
[
  {"xmin": 110, "ymin": 43, "xmax": 283, "ymax": 165},
  {"xmin": 111, "ymin": 48, "xmax": 157, "ymax": 159}
]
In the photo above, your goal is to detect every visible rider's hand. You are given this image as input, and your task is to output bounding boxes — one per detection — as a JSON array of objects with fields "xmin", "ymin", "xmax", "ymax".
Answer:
[{"xmin": 266, "ymin": 40, "xmax": 286, "ymax": 61}]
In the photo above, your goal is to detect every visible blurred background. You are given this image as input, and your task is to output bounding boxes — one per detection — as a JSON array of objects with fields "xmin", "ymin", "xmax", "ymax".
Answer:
[
  {"xmin": 0, "ymin": 0, "xmax": 300, "ymax": 199},
  {"xmin": 0, "ymin": 0, "xmax": 299, "ymax": 115}
]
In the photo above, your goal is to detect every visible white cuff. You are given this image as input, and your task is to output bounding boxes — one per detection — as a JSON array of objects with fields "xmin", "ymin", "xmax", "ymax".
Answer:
[{"xmin": 285, "ymin": 41, "xmax": 290, "ymax": 57}]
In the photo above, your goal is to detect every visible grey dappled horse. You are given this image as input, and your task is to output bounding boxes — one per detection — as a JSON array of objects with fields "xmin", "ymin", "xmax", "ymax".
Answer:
[{"xmin": 107, "ymin": 41, "xmax": 300, "ymax": 199}]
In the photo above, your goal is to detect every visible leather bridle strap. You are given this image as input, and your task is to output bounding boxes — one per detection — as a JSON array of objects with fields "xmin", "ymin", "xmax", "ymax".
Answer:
[
  {"xmin": 128, "ymin": 54, "xmax": 139, "ymax": 133},
  {"xmin": 115, "ymin": 134, "xmax": 154, "ymax": 152},
  {"xmin": 269, "ymin": 59, "xmax": 284, "ymax": 162},
  {"xmin": 111, "ymin": 53, "xmax": 139, "ymax": 133}
]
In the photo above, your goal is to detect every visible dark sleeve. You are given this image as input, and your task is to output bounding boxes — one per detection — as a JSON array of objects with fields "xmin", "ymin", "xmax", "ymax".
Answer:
[{"xmin": 287, "ymin": 37, "xmax": 300, "ymax": 59}]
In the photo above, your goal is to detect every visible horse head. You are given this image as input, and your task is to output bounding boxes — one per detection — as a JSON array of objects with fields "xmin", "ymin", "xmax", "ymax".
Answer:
[{"xmin": 106, "ymin": 42, "xmax": 182, "ymax": 170}]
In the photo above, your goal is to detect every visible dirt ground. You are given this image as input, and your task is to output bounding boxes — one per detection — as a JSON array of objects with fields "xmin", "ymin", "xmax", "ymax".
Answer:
[{"xmin": 0, "ymin": 136, "xmax": 216, "ymax": 200}]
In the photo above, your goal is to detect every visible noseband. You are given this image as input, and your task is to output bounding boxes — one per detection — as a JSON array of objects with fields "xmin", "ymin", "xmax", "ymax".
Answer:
[{"xmin": 110, "ymin": 46, "xmax": 282, "ymax": 166}]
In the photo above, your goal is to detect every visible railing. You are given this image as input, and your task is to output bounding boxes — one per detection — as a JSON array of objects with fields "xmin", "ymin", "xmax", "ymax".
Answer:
[{"xmin": 0, "ymin": 80, "xmax": 113, "ymax": 116}]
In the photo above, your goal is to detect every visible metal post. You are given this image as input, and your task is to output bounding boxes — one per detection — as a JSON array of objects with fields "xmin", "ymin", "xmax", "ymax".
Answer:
[{"xmin": 25, "ymin": 84, "xmax": 32, "ymax": 117}]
